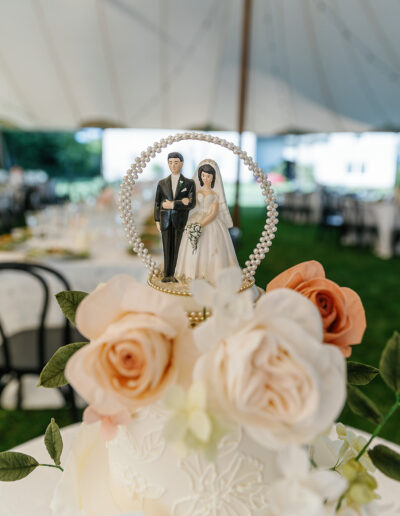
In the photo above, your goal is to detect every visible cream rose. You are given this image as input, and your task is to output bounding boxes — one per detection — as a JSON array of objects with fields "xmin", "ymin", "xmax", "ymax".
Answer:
[
  {"xmin": 65, "ymin": 275, "xmax": 197, "ymax": 415},
  {"xmin": 194, "ymin": 288, "xmax": 346, "ymax": 449}
]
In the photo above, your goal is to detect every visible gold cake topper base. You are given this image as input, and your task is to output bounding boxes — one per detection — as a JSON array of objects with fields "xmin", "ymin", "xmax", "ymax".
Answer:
[
  {"xmin": 148, "ymin": 272, "xmax": 254, "ymax": 296},
  {"xmin": 147, "ymin": 272, "xmax": 255, "ymax": 327}
]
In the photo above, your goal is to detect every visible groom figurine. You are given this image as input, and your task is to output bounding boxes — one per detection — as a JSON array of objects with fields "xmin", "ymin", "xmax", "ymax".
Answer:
[{"xmin": 154, "ymin": 152, "xmax": 196, "ymax": 282}]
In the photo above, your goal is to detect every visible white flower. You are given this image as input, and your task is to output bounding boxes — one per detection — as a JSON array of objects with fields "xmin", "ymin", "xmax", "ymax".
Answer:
[
  {"xmin": 326, "ymin": 501, "xmax": 379, "ymax": 516},
  {"xmin": 194, "ymin": 288, "xmax": 347, "ymax": 449},
  {"xmin": 336, "ymin": 423, "xmax": 375, "ymax": 473},
  {"xmin": 312, "ymin": 434, "xmax": 345, "ymax": 469},
  {"xmin": 163, "ymin": 382, "xmax": 229, "ymax": 459},
  {"xmin": 266, "ymin": 445, "xmax": 347, "ymax": 516},
  {"xmin": 191, "ymin": 267, "xmax": 254, "ymax": 352}
]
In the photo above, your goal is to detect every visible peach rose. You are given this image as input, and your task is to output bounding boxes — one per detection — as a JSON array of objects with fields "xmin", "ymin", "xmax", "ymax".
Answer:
[
  {"xmin": 266, "ymin": 261, "xmax": 366, "ymax": 357},
  {"xmin": 65, "ymin": 275, "xmax": 197, "ymax": 416},
  {"xmin": 194, "ymin": 288, "xmax": 346, "ymax": 449}
]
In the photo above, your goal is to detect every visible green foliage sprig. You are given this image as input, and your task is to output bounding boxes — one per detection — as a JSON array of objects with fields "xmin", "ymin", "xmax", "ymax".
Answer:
[
  {"xmin": 345, "ymin": 332, "xmax": 400, "ymax": 481},
  {"xmin": 38, "ymin": 341, "xmax": 88, "ymax": 388},
  {"xmin": 0, "ymin": 420, "xmax": 64, "ymax": 481},
  {"xmin": 55, "ymin": 290, "xmax": 88, "ymax": 325}
]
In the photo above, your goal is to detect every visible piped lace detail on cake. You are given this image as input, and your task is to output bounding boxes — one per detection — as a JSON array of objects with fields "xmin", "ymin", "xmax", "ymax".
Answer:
[
  {"xmin": 122, "ymin": 469, "xmax": 165, "ymax": 505},
  {"xmin": 172, "ymin": 453, "xmax": 268, "ymax": 516},
  {"xmin": 108, "ymin": 405, "xmax": 271, "ymax": 515},
  {"xmin": 108, "ymin": 404, "xmax": 168, "ymax": 463},
  {"xmin": 172, "ymin": 426, "xmax": 268, "ymax": 516}
]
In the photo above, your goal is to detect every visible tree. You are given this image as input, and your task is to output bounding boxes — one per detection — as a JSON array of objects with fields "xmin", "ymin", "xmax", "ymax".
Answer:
[{"xmin": 2, "ymin": 131, "xmax": 102, "ymax": 179}]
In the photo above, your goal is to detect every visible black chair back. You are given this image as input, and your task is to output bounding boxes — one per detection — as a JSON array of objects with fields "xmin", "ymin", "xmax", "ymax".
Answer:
[{"xmin": 0, "ymin": 262, "xmax": 76, "ymax": 416}]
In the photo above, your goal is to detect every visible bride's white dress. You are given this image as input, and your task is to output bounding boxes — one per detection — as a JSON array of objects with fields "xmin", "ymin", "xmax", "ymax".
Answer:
[{"xmin": 175, "ymin": 191, "xmax": 239, "ymax": 283}]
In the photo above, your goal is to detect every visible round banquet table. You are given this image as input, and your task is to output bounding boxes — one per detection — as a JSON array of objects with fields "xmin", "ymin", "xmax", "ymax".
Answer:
[
  {"xmin": 1, "ymin": 425, "xmax": 400, "ymax": 515},
  {"xmin": 0, "ymin": 249, "xmax": 148, "ymax": 337}
]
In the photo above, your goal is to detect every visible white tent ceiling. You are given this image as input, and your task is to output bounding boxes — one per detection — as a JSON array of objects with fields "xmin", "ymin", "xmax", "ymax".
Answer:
[{"xmin": 0, "ymin": 0, "xmax": 400, "ymax": 134}]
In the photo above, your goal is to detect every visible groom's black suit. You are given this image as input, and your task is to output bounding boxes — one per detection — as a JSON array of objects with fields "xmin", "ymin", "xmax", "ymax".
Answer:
[{"xmin": 154, "ymin": 174, "xmax": 196, "ymax": 278}]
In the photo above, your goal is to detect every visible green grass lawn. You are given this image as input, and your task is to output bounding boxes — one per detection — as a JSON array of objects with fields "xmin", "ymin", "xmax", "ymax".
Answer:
[{"xmin": 1, "ymin": 207, "xmax": 400, "ymax": 451}]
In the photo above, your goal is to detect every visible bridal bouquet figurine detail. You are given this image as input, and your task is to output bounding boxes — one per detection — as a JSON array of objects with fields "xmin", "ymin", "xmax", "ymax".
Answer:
[{"xmin": 185, "ymin": 222, "xmax": 202, "ymax": 254}]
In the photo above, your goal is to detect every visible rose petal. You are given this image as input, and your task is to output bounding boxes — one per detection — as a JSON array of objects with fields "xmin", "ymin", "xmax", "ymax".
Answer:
[
  {"xmin": 256, "ymin": 288, "xmax": 323, "ymax": 343},
  {"xmin": 83, "ymin": 405, "xmax": 101, "ymax": 424},
  {"xmin": 266, "ymin": 261, "xmax": 325, "ymax": 292},
  {"xmin": 326, "ymin": 287, "xmax": 366, "ymax": 347},
  {"xmin": 65, "ymin": 343, "xmax": 126, "ymax": 415},
  {"xmin": 121, "ymin": 281, "xmax": 188, "ymax": 333},
  {"xmin": 76, "ymin": 274, "xmax": 135, "ymax": 340}
]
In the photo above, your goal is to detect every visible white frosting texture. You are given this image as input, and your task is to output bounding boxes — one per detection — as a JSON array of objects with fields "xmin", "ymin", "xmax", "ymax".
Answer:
[{"xmin": 51, "ymin": 403, "xmax": 280, "ymax": 516}]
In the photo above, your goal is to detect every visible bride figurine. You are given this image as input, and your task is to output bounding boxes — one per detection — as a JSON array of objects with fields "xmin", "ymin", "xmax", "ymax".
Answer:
[{"xmin": 175, "ymin": 158, "xmax": 239, "ymax": 283}]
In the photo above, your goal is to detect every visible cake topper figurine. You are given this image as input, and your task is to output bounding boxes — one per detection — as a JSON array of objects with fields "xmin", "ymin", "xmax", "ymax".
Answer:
[
  {"xmin": 175, "ymin": 158, "xmax": 239, "ymax": 283},
  {"xmin": 120, "ymin": 132, "xmax": 277, "ymax": 321},
  {"xmin": 154, "ymin": 152, "xmax": 196, "ymax": 282}
]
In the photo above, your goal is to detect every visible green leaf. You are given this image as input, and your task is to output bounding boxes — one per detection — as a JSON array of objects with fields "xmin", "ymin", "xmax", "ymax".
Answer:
[
  {"xmin": 380, "ymin": 331, "xmax": 400, "ymax": 393},
  {"xmin": 347, "ymin": 361, "xmax": 379, "ymax": 385},
  {"xmin": 38, "ymin": 342, "xmax": 88, "ymax": 388},
  {"xmin": 55, "ymin": 290, "xmax": 88, "ymax": 325},
  {"xmin": 44, "ymin": 418, "xmax": 63, "ymax": 466},
  {"xmin": 369, "ymin": 444, "xmax": 400, "ymax": 481},
  {"xmin": 347, "ymin": 385, "xmax": 383, "ymax": 425},
  {"xmin": 0, "ymin": 452, "xmax": 38, "ymax": 481}
]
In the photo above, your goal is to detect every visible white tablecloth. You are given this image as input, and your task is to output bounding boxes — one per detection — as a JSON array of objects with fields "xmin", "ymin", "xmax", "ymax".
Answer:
[
  {"xmin": 0, "ymin": 425, "xmax": 400, "ymax": 515},
  {"xmin": 0, "ymin": 250, "xmax": 147, "ymax": 337}
]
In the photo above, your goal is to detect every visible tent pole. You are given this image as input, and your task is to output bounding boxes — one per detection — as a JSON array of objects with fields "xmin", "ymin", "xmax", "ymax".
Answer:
[
  {"xmin": 0, "ymin": 129, "xmax": 3, "ymax": 169},
  {"xmin": 233, "ymin": 0, "xmax": 253, "ymax": 229}
]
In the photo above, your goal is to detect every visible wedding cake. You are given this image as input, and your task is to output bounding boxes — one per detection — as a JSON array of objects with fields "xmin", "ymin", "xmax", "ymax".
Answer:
[
  {"xmin": 3, "ymin": 134, "xmax": 395, "ymax": 516},
  {"xmin": 47, "ymin": 268, "xmax": 350, "ymax": 516},
  {"xmin": 51, "ymin": 401, "xmax": 279, "ymax": 516}
]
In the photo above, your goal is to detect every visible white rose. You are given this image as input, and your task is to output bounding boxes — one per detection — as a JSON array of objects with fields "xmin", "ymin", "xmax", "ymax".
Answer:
[{"xmin": 194, "ymin": 288, "xmax": 347, "ymax": 449}]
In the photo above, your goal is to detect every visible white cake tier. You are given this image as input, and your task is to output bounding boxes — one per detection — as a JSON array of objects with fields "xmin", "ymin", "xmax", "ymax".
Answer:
[{"xmin": 51, "ymin": 403, "xmax": 280, "ymax": 516}]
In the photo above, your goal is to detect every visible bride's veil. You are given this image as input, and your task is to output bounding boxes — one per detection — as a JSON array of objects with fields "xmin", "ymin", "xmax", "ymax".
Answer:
[{"xmin": 193, "ymin": 159, "xmax": 233, "ymax": 229}]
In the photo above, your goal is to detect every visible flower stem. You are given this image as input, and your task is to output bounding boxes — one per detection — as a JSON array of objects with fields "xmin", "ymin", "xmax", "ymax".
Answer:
[
  {"xmin": 335, "ymin": 493, "xmax": 345, "ymax": 512},
  {"xmin": 39, "ymin": 463, "xmax": 64, "ymax": 472},
  {"xmin": 355, "ymin": 392, "xmax": 400, "ymax": 462}
]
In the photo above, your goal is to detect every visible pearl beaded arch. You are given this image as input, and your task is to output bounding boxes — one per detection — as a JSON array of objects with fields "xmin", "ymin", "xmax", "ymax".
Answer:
[{"xmin": 119, "ymin": 132, "xmax": 278, "ymax": 281}]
